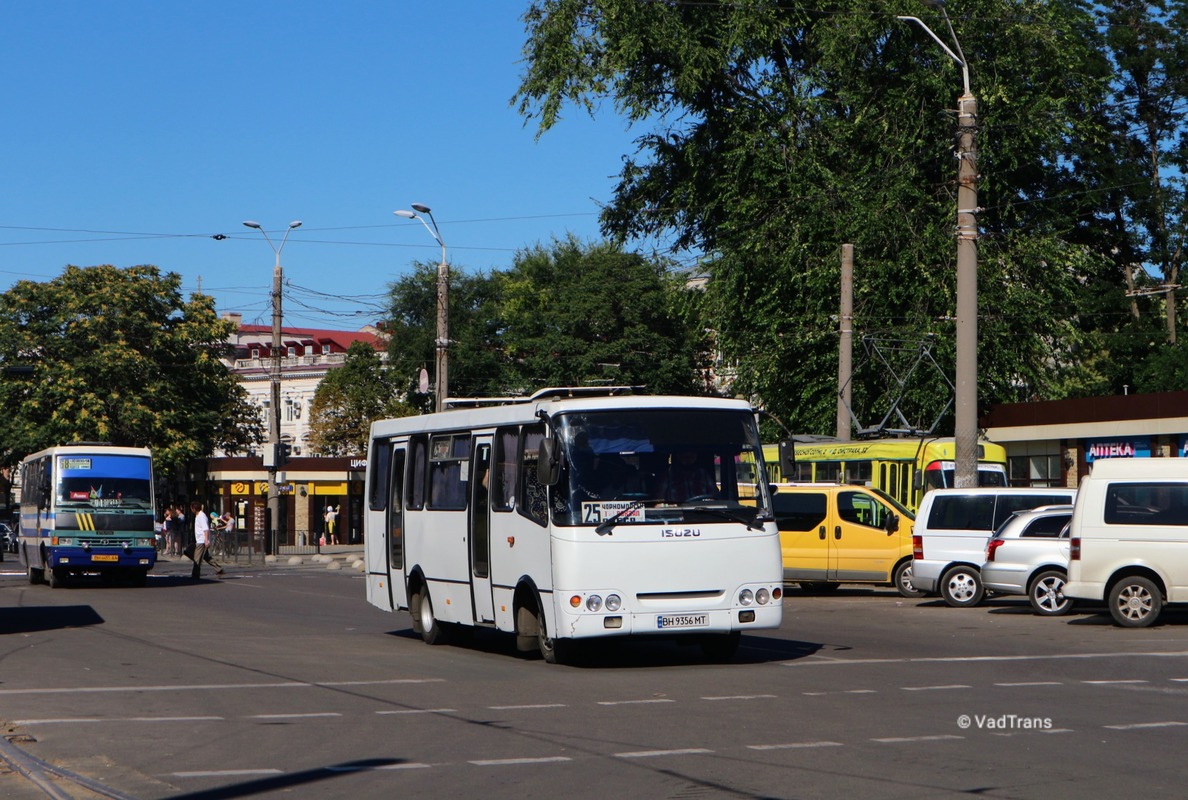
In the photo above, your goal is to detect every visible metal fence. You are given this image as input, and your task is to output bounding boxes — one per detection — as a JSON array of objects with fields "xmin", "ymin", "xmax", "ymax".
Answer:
[{"xmin": 206, "ymin": 529, "xmax": 325, "ymax": 564}]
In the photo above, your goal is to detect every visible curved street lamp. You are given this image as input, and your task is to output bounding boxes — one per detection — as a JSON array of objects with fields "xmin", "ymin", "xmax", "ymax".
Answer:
[
  {"xmin": 395, "ymin": 204, "xmax": 449, "ymax": 412},
  {"xmin": 899, "ymin": 0, "xmax": 979, "ymax": 488},
  {"xmin": 242, "ymin": 219, "xmax": 302, "ymax": 552}
]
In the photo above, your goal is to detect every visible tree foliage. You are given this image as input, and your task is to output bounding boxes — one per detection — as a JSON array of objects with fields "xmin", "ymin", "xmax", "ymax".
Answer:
[
  {"xmin": 514, "ymin": 0, "xmax": 1186, "ymax": 433},
  {"xmin": 307, "ymin": 340, "xmax": 414, "ymax": 456},
  {"xmin": 385, "ymin": 237, "xmax": 706, "ymax": 403},
  {"xmin": 0, "ymin": 265, "xmax": 261, "ymax": 474}
]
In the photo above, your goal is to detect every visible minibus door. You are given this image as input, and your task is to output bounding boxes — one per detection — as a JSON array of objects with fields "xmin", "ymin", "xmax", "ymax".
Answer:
[
  {"xmin": 469, "ymin": 438, "xmax": 495, "ymax": 623},
  {"xmin": 385, "ymin": 448, "xmax": 407, "ymax": 612}
]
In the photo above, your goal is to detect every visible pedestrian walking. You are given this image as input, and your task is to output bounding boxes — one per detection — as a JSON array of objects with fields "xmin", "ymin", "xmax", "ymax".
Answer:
[{"xmin": 188, "ymin": 500, "xmax": 224, "ymax": 580}]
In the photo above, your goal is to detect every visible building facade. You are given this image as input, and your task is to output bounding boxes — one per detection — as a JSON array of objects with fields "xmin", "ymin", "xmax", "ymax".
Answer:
[
  {"xmin": 982, "ymin": 390, "xmax": 1188, "ymax": 489},
  {"xmin": 182, "ymin": 315, "xmax": 386, "ymax": 549}
]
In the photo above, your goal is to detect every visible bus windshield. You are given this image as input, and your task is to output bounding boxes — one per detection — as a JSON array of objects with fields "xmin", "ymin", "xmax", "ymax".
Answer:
[
  {"xmin": 552, "ymin": 409, "xmax": 772, "ymax": 528},
  {"xmin": 56, "ymin": 454, "xmax": 153, "ymax": 510}
]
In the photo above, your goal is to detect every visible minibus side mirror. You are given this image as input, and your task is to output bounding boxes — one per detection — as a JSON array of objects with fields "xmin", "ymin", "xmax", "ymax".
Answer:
[
  {"xmin": 538, "ymin": 436, "xmax": 561, "ymax": 486},
  {"xmin": 885, "ymin": 513, "xmax": 899, "ymax": 535}
]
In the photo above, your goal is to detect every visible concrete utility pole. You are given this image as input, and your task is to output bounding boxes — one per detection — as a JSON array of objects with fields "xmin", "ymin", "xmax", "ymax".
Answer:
[
  {"xmin": 900, "ymin": 0, "xmax": 979, "ymax": 488},
  {"xmin": 837, "ymin": 244, "xmax": 854, "ymax": 441},
  {"xmin": 243, "ymin": 220, "xmax": 302, "ymax": 552}
]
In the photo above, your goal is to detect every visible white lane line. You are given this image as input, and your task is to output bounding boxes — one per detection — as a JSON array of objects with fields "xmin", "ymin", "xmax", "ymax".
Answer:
[
  {"xmin": 901, "ymin": 685, "xmax": 971, "ymax": 692},
  {"xmin": 615, "ymin": 748, "xmax": 713, "ymax": 759},
  {"xmin": 0, "ymin": 678, "xmax": 443, "ymax": 696},
  {"xmin": 701, "ymin": 695, "xmax": 777, "ymax": 701},
  {"xmin": 469, "ymin": 757, "xmax": 573, "ymax": 766},
  {"xmin": 995, "ymin": 681, "xmax": 1063, "ymax": 687},
  {"xmin": 873, "ymin": 735, "xmax": 965, "ymax": 743},
  {"xmin": 488, "ymin": 704, "xmax": 568, "ymax": 710},
  {"xmin": 1083, "ymin": 680, "xmax": 1148, "ymax": 685},
  {"xmin": 803, "ymin": 689, "xmax": 877, "ymax": 696},
  {"xmin": 1103, "ymin": 721, "xmax": 1188, "ymax": 730},
  {"xmin": 747, "ymin": 741, "xmax": 843, "ymax": 751},
  {"xmin": 788, "ymin": 650, "xmax": 1188, "ymax": 666},
  {"xmin": 250, "ymin": 713, "xmax": 342, "ymax": 720},
  {"xmin": 173, "ymin": 769, "xmax": 283, "ymax": 778},
  {"xmin": 597, "ymin": 699, "xmax": 675, "ymax": 706},
  {"xmin": 326, "ymin": 763, "xmax": 432, "ymax": 772},
  {"xmin": 376, "ymin": 708, "xmax": 457, "ymax": 715},
  {"xmin": 15, "ymin": 716, "xmax": 223, "ymax": 725}
]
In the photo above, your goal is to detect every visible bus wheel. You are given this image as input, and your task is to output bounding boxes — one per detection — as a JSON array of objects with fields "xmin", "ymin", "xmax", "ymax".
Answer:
[
  {"xmin": 411, "ymin": 586, "xmax": 449, "ymax": 645},
  {"xmin": 700, "ymin": 632, "xmax": 741, "ymax": 662},
  {"xmin": 535, "ymin": 608, "xmax": 568, "ymax": 665},
  {"xmin": 893, "ymin": 561, "xmax": 925, "ymax": 599},
  {"xmin": 27, "ymin": 565, "xmax": 44, "ymax": 585},
  {"xmin": 47, "ymin": 567, "xmax": 68, "ymax": 589},
  {"xmin": 130, "ymin": 569, "xmax": 149, "ymax": 588}
]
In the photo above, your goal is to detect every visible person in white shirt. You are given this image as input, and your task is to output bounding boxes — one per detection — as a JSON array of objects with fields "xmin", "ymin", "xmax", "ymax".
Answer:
[{"xmin": 189, "ymin": 500, "xmax": 225, "ymax": 580}]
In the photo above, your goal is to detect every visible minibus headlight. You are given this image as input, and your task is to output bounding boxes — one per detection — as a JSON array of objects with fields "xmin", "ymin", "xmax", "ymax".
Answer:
[
  {"xmin": 756, "ymin": 588, "xmax": 770, "ymax": 605},
  {"xmin": 585, "ymin": 595, "xmax": 603, "ymax": 612},
  {"xmin": 739, "ymin": 589, "xmax": 754, "ymax": 606},
  {"xmin": 605, "ymin": 594, "xmax": 622, "ymax": 612}
]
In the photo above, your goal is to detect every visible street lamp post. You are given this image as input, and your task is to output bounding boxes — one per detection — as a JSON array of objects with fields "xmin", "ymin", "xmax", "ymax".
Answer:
[
  {"xmin": 899, "ymin": 0, "xmax": 979, "ymax": 488},
  {"xmin": 394, "ymin": 204, "xmax": 448, "ymax": 412},
  {"xmin": 242, "ymin": 219, "xmax": 302, "ymax": 552}
]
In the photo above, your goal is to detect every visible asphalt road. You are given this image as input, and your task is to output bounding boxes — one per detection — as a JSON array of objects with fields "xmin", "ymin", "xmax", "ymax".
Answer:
[{"xmin": 3, "ymin": 556, "xmax": 1188, "ymax": 799}]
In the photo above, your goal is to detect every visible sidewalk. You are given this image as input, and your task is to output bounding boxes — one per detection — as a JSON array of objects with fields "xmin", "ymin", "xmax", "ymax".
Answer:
[{"xmin": 153, "ymin": 544, "xmax": 365, "ymax": 574}]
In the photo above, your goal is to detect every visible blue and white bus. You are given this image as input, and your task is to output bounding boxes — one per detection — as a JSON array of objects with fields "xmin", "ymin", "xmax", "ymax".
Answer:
[
  {"xmin": 364, "ymin": 388, "xmax": 785, "ymax": 664},
  {"xmin": 18, "ymin": 444, "xmax": 157, "ymax": 587}
]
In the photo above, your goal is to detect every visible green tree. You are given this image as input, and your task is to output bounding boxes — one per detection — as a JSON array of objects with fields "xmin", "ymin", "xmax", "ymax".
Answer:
[
  {"xmin": 497, "ymin": 237, "xmax": 705, "ymax": 393},
  {"xmin": 515, "ymin": 0, "xmax": 1118, "ymax": 432},
  {"xmin": 307, "ymin": 340, "xmax": 415, "ymax": 456},
  {"xmin": 0, "ymin": 265, "xmax": 261, "ymax": 474}
]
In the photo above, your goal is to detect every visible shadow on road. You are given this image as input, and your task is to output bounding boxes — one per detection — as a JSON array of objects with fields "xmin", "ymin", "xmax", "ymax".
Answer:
[{"xmin": 0, "ymin": 604, "xmax": 104, "ymax": 635}]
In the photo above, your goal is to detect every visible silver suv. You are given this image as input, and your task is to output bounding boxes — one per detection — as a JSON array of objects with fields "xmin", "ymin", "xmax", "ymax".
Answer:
[{"xmin": 981, "ymin": 506, "xmax": 1075, "ymax": 616}]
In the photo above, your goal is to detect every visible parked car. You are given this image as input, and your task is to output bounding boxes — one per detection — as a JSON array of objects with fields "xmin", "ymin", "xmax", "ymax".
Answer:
[
  {"xmin": 772, "ymin": 483, "xmax": 920, "ymax": 597},
  {"xmin": 1065, "ymin": 458, "xmax": 1188, "ymax": 627},
  {"xmin": 0, "ymin": 521, "xmax": 13, "ymax": 558},
  {"xmin": 981, "ymin": 505, "xmax": 1075, "ymax": 615},
  {"xmin": 912, "ymin": 487, "xmax": 1078, "ymax": 607}
]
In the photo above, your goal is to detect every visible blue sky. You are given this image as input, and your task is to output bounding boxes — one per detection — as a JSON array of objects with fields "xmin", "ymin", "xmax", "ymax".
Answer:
[{"xmin": 0, "ymin": 2, "xmax": 646, "ymax": 329}]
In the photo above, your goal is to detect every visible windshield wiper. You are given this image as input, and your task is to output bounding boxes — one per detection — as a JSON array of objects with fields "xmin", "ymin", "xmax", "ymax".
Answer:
[
  {"xmin": 594, "ymin": 499, "xmax": 662, "ymax": 536},
  {"xmin": 687, "ymin": 505, "xmax": 765, "ymax": 531}
]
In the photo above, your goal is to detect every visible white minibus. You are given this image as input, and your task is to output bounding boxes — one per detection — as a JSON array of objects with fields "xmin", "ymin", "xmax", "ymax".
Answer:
[{"xmin": 363, "ymin": 388, "xmax": 785, "ymax": 663}]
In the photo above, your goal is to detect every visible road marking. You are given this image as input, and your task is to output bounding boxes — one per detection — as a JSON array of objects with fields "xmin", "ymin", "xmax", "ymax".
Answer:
[
  {"xmin": 15, "ymin": 716, "xmax": 223, "ymax": 725},
  {"xmin": 326, "ymin": 763, "xmax": 432, "ymax": 772},
  {"xmin": 468, "ymin": 757, "xmax": 572, "ymax": 766},
  {"xmin": 901, "ymin": 685, "xmax": 971, "ymax": 692},
  {"xmin": 788, "ymin": 650, "xmax": 1188, "ymax": 666},
  {"xmin": 615, "ymin": 748, "xmax": 712, "ymax": 759},
  {"xmin": 995, "ymin": 681, "xmax": 1063, "ymax": 687},
  {"xmin": 747, "ymin": 741, "xmax": 843, "ymax": 751},
  {"xmin": 597, "ymin": 699, "xmax": 675, "ymax": 706},
  {"xmin": 488, "ymin": 704, "xmax": 568, "ymax": 710},
  {"xmin": 1082, "ymin": 679, "xmax": 1148, "ymax": 685},
  {"xmin": 250, "ymin": 713, "xmax": 342, "ymax": 720},
  {"xmin": 1103, "ymin": 721, "xmax": 1188, "ymax": 730},
  {"xmin": 803, "ymin": 689, "xmax": 877, "ymax": 696},
  {"xmin": 376, "ymin": 708, "xmax": 457, "ymax": 715},
  {"xmin": 873, "ymin": 735, "xmax": 965, "ymax": 743},
  {"xmin": 0, "ymin": 678, "xmax": 443, "ymax": 696},
  {"xmin": 173, "ymin": 769, "xmax": 283, "ymax": 778},
  {"xmin": 702, "ymin": 694, "xmax": 777, "ymax": 701}
]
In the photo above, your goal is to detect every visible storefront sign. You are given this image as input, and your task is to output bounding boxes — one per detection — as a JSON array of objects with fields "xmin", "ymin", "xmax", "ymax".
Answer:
[{"xmin": 1086, "ymin": 436, "xmax": 1150, "ymax": 461}]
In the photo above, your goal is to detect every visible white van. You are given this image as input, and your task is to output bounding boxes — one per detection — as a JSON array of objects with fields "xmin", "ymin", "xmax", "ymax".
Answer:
[
  {"xmin": 1064, "ymin": 458, "xmax": 1188, "ymax": 627},
  {"xmin": 912, "ymin": 487, "xmax": 1077, "ymax": 607}
]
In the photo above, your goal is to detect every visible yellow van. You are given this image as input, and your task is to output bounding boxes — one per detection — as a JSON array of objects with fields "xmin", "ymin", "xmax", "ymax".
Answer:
[{"xmin": 772, "ymin": 483, "xmax": 919, "ymax": 597}]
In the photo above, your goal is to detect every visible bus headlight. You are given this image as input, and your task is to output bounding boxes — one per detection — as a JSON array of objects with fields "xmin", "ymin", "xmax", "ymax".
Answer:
[
  {"xmin": 605, "ymin": 594, "xmax": 622, "ymax": 612},
  {"xmin": 739, "ymin": 588, "xmax": 754, "ymax": 606},
  {"xmin": 756, "ymin": 588, "xmax": 770, "ymax": 605},
  {"xmin": 585, "ymin": 595, "xmax": 603, "ymax": 612}
]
